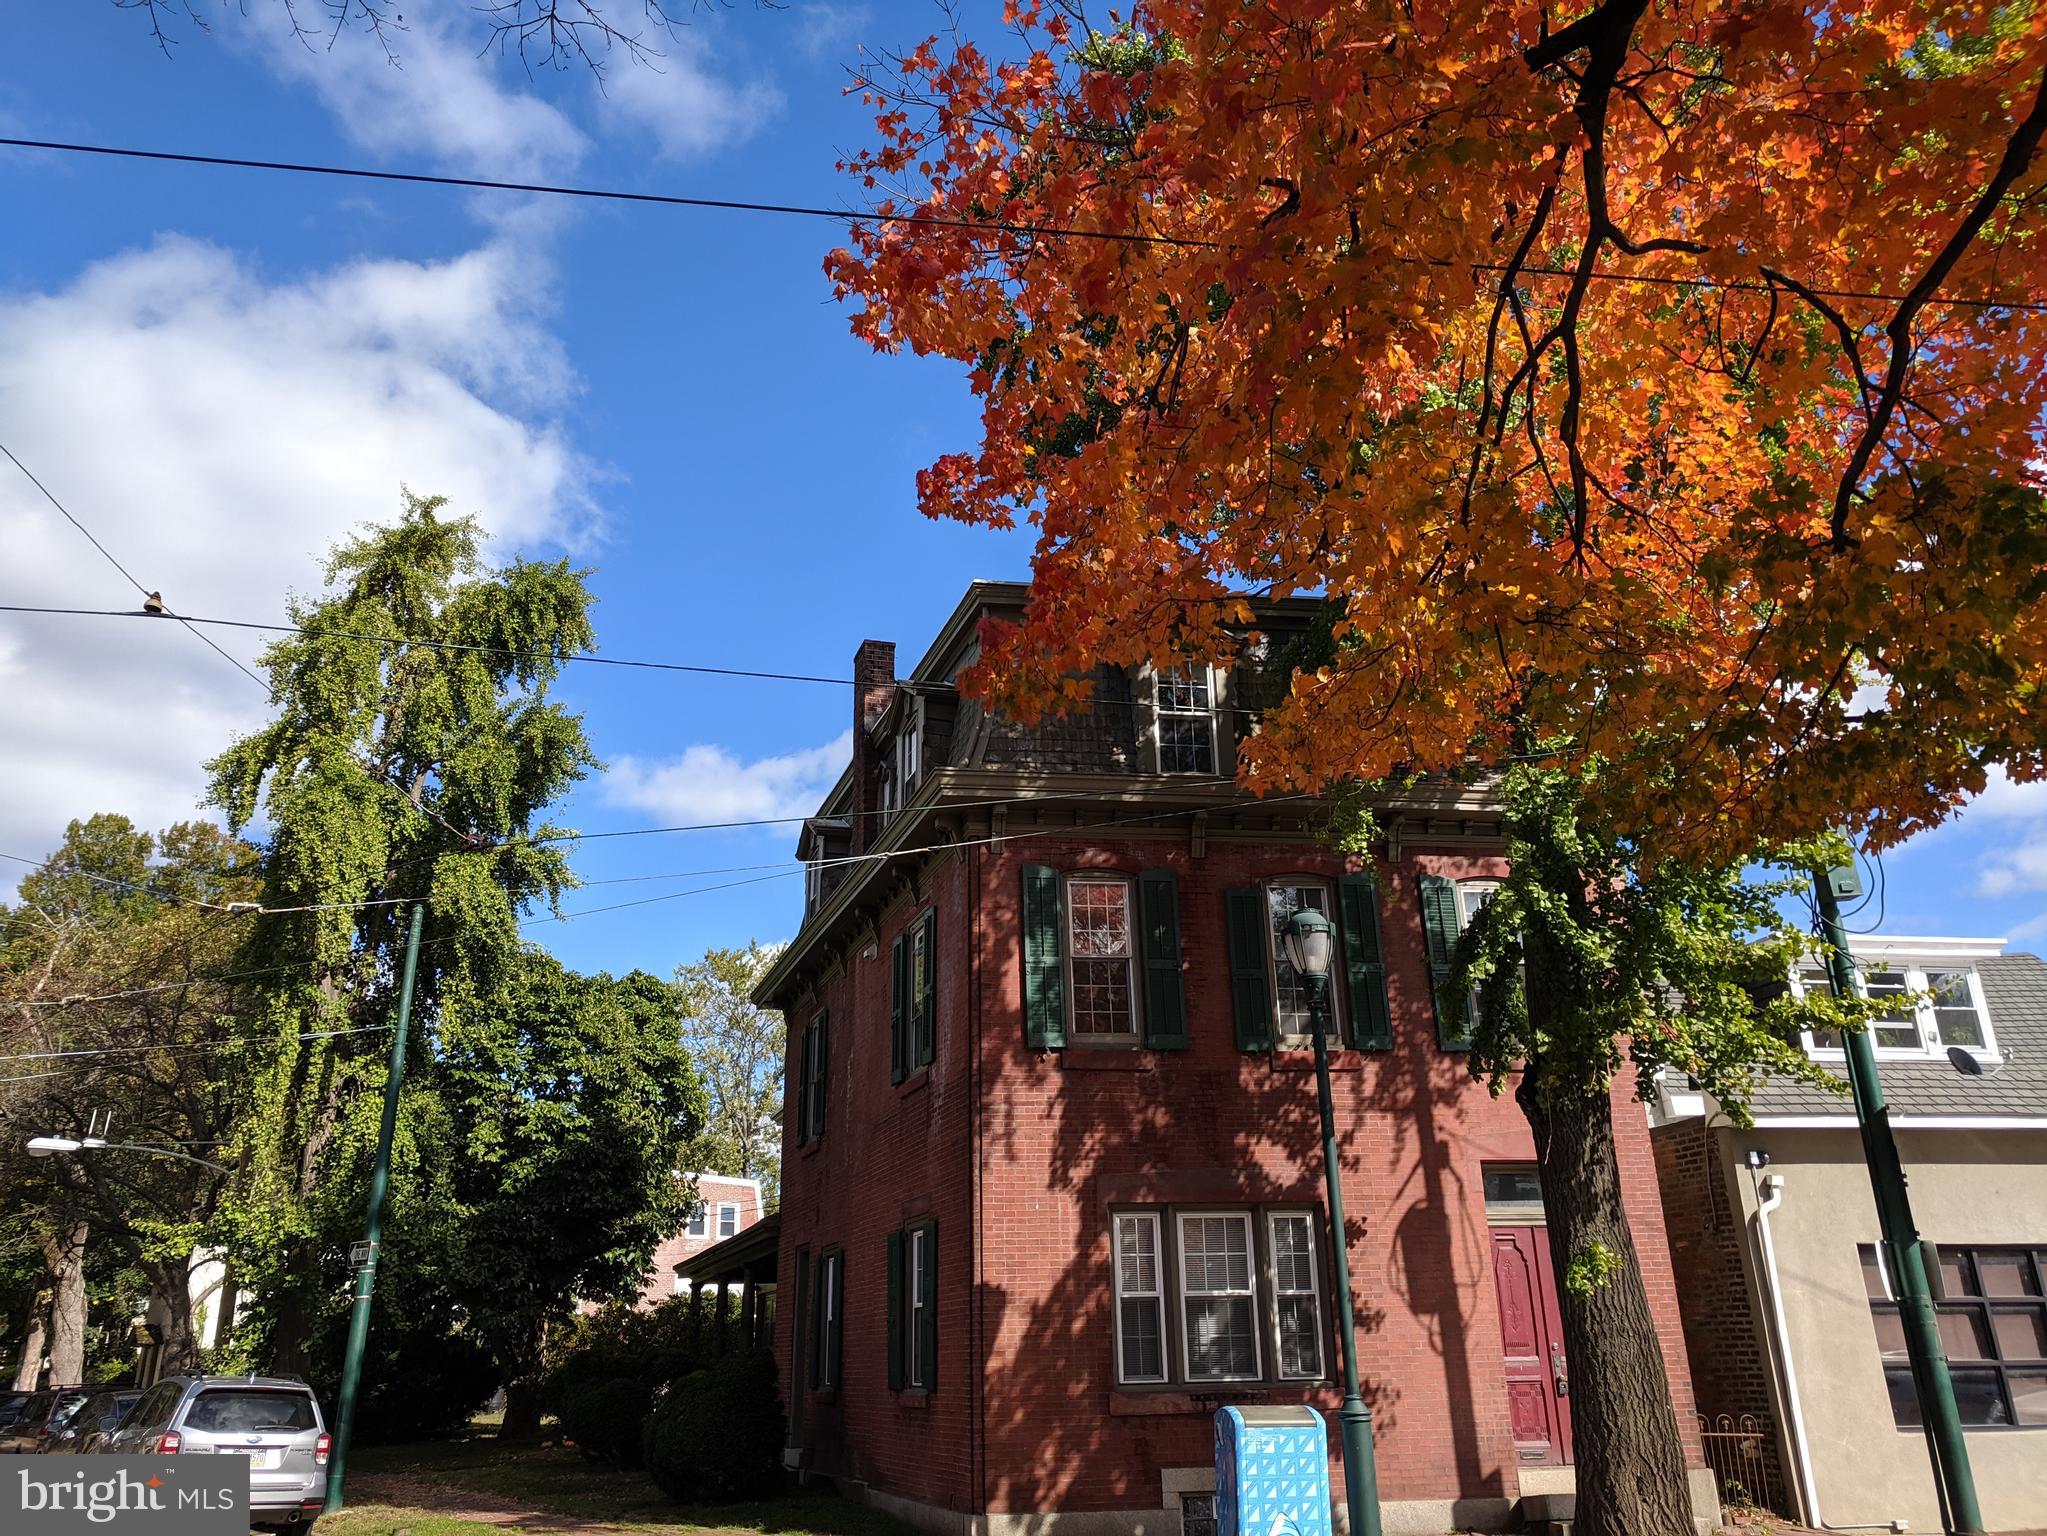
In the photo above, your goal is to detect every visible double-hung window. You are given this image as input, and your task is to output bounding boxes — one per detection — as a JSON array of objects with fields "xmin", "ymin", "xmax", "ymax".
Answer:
[
  {"xmin": 1264, "ymin": 880, "xmax": 1342, "ymax": 1042},
  {"xmin": 1111, "ymin": 1207, "xmax": 1328, "ymax": 1388},
  {"xmin": 887, "ymin": 1220, "xmax": 938, "ymax": 1392},
  {"xmin": 1793, "ymin": 956, "xmax": 1998, "ymax": 1061},
  {"xmin": 1068, "ymin": 875, "xmax": 1140, "ymax": 1040},
  {"xmin": 892, "ymin": 911, "xmax": 938, "ymax": 1080},
  {"xmin": 796, "ymin": 1014, "xmax": 829, "ymax": 1143},
  {"xmin": 810, "ymin": 1248, "xmax": 843, "ymax": 1391},
  {"xmin": 1156, "ymin": 665, "xmax": 1218, "ymax": 775},
  {"xmin": 685, "ymin": 1209, "xmax": 708, "ymax": 1239},
  {"xmin": 1863, "ymin": 1243, "xmax": 2046, "ymax": 1428},
  {"xmin": 718, "ymin": 1203, "xmax": 739, "ymax": 1239}
]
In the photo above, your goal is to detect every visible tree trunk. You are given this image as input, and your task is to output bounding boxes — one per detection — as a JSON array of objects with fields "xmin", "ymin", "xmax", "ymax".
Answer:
[
  {"xmin": 499, "ymin": 1378, "xmax": 544, "ymax": 1439},
  {"xmin": 39, "ymin": 1218, "xmax": 91, "ymax": 1386},
  {"xmin": 12, "ymin": 1292, "xmax": 49, "ymax": 1390},
  {"xmin": 1518, "ymin": 1064, "xmax": 1694, "ymax": 1536},
  {"xmin": 149, "ymin": 1258, "xmax": 201, "ymax": 1379}
]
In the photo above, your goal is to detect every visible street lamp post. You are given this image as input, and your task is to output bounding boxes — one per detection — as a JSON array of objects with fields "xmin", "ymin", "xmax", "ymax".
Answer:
[{"xmin": 1284, "ymin": 906, "xmax": 1384, "ymax": 1536}]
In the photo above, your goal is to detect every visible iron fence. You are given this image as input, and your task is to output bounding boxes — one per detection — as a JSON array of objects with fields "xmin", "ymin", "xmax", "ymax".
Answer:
[{"xmin": 1697, "ymin": 1412, "xmax": 1788, "ymax": 1518}]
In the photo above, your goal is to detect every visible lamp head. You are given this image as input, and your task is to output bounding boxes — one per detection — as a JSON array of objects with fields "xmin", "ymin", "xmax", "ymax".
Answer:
[
  {"xmin": 26, "ymin": 1135, "xmax": 82, "ymax": 1158},
  {"xmin": 1283, "ymin": 906, "xmax": 1336, "ymax": 979}
]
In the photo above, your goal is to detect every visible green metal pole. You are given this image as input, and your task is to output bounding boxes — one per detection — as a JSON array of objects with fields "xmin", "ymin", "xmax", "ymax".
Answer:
[
  {"xmin": 1310, "ymin": 978, "xmax": 1383, "ymax": 1536},
  {"xmin": 323, "ymin": 901, "xmax": 426, "ymax": 1515},
  {"xmin": 1813, "ymin": 873, "xmax": 1983, "ymax": 1536}
]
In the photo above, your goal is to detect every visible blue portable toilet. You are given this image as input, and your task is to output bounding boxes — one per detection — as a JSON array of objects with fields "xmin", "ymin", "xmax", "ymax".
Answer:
[{"xmin": 1214, "ymin": 1405, "xmax": 1333, "ymax": 1536}]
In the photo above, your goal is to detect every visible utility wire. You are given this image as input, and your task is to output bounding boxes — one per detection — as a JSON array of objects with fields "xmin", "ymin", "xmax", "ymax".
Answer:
[
  {"xmin": 0, "ymin": 443, "xmax": 267, "ymax": 688},
  {"xmin": 4, "ymin": 136, "xmax": 2044, "ymax": 313}
]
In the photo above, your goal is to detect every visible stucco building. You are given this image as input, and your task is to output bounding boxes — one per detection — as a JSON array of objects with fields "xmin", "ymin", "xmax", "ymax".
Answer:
[
  {"xmin": 1651, "ymin": 936, "xmax": 2047, "ymax": 1533},
  {"xmin": 756, "ymin": 582, "xmax": 1716, "ymax": 1536}
]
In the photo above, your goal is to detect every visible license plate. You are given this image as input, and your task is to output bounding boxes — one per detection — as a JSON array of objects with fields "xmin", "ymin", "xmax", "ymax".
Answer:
[{"xmin": 224, "ymin": 1448, "xmax": 282, "ymax": 1470}]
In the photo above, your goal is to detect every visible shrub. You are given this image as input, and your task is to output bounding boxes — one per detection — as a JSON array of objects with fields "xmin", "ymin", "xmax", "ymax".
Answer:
[
  {"xmin": 642, "ymin": 1349, "xmax": 784, "ymax": 1502},
  {"xmin": 559, "ymin": 1375, "xmax": 652, "ymax": 1465}
]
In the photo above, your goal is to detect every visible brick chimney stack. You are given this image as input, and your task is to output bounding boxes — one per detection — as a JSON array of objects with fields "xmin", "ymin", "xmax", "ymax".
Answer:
[{"xmin": 850, "ymin": 640, "xmax": 896, "ymax": 855}]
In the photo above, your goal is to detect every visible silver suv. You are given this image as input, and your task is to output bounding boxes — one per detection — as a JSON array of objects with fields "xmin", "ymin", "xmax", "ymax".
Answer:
[{"xmin": 100, "ymin": 1375, "xmax": 329, "ymax": 1529}]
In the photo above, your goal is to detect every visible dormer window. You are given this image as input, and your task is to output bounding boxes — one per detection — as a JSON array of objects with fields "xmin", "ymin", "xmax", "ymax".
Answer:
[
  {"xmin": 1792, "ymin": 954, "xmax": 1998, "ymax": 1061},
  {"xmin": 1156, "ymin": 665, "xmax": 1218, "ymax": 775}
]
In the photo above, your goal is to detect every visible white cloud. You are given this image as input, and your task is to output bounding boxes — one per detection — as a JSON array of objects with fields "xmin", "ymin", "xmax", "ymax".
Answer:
[
  {"xmin": 1965, "ymin": 765, "xmax": 2047, "ymax": 822},
  {"xmin": 234, "ymin": 1, "xmax": 776, "ymax": 179},
  {"xmin": 604, "ymin": 732, "xmax": 851, "ymax": 825},
  {"xmin": 0, "ymin": 235, "xmax": 594, "ymax": 886},
  {"xmin": 243, "ymin": 6, "xmax": 588, "ymax": 180}
]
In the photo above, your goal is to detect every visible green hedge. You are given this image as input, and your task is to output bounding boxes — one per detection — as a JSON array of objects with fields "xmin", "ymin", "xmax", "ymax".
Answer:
[
  {"xmin": 642, "ymin": 1349, "xmax": 784, "ymax": 1502},
  {"xmin": 559, "ymin": 1375, "xmax": 652, "ymax": 1465}
]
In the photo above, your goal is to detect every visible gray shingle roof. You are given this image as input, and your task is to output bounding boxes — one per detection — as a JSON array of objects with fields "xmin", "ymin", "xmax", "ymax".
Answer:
[{"xmin": 1747, "ymin": 951, "xmax": 2047, "ymax": 1119}]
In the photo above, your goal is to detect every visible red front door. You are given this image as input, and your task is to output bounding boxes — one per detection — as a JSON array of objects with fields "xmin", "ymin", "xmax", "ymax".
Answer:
[{"xmin": 1491, "ymin": 1225, "xmax": 1573, "ymax": 1466}]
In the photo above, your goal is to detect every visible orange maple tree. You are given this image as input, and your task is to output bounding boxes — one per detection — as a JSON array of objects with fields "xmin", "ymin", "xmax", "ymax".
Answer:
[{"xmin": 828, "ymin": 0, "xmax": 2047, "ymax": 858}]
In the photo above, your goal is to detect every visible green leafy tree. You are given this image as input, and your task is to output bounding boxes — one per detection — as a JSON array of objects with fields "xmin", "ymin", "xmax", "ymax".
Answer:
[
  {"xmin": 205, "ymin": 492, "xmax": 599, "ymax": 1372},
  {"xmin": 674, "ymin": 943, "xmax": 783, "ymax": 1206},
  {"xmin": 1421, "ymin": 764, "xmax": 1878, "ymax": 1535},
  {"xmin": 1, "ymin": 816, "xmax": 262, "ymax": 1384},
  {"xmin": 439, "ymin": 954, "xmax": 704, "ymax": 1435}
]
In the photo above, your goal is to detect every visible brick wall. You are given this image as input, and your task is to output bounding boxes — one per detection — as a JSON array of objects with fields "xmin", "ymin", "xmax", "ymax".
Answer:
[
  {"xmin": 775, "ymin": 821, "xmax": 1705, "ymax": 1520},
  {"xmin": 632, "ymin": 1173, "xmax": 767, "ymax": 1310},
  {"xmin": 1649, "ymin": 1120, "xmax": 1785, "ymax": 1503}
]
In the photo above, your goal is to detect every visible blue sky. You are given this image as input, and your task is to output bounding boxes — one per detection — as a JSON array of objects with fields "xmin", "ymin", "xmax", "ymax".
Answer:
[{"xmin": 1, "ymin": 2, "xmax": 2044, "ymax": 981}]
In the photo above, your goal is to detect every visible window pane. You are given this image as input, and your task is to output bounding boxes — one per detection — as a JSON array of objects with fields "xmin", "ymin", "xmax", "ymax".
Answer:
[
  {"xmin": 1185, "ymin": 1297, "xmax": 1258, "ymax": 1380},
  {"xmin": 1271, "ymin": 1216, "xmax": 1316, "ymax": 1294},
  {"xmin": 1951, "ymin": 1368, "xmax": 2011, "ymax": 1426},
  {"xmin": 1991, "ymin": 1307, "xmax": 2047, "ymax": 1361},
  {"xmin": 1159, "ymin": 717, "xmax": 1216, "ymax": 775},
  {"xmin": 1863, "ymin": 969, "xmax": 1922, "ymax": 1050},
  {"xmin": 1458, "ymin": 883, "xmax": 1496, "ymax": 927},
  {"xmin": 1872, "ymin": 1306, "xmax": 1908, "ymax": 1358},
  {"xmin": 2010, "ymin": 1370, "xmax": 2047, "ymax": 1426},
  {"xmin": 1158, "ymin": 666, "xmax": 1212, "ymax": 712},
  {"xmin": 1120, "ymin": 1297, "xmax": 1165, "ymax": 1381},
  {"xmin": 1926, "ymin": 970, "xmax": 1986, "ymax": 1048},
  {"xmin": 1276, "ymin": 1296, "xmax": 1323, "ymax": 1378},
  {"xmin": 1267, "ymin": 884, "xmax": 1334, "ymax": 1036},
  {"xmin": 1118, "ymin": 1218, "xmax": 1159, "ymax": 1296},
  {"xmin": 1977, "ymin": 1252, "xmax": 2038, "ymax": 1298},
  {"xmin": 1940, "ymin": 1250, "xmax": 1976, "ymax": 1297},
  {"xmin": 1485, "ymin": 1168, "xmax": 1546, "ymax": 1212},
  {"xmin": 1070, "ymin": 881, "xmax": 1136, "ymax": 1036},
  {"xmin": 1860, "ymin": 1246, "xmax": 1891, "ymax": 1301},
  {"xmin": 1885, "ymin": 1366, "xmax": 1921, "ymax": 1427},
  {"xmin": 1936, "ymin": 1306, "xmax": 1993, "ymax": 1360}
]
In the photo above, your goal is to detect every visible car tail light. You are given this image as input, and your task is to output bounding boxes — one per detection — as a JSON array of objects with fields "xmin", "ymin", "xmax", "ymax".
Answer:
[
  {"xmin": 314, "ymin": 1432, "xmax": 332, "ymax": 1466},
  {"xmin": 155, "ymin": 1431, "xmax": 182, "ymax": 1454}
]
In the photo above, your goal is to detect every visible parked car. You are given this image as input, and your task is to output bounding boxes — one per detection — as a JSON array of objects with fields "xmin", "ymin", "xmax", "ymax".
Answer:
[
  {"xmin": 100, "ymin": 1376, "xmax": 329, "ymax": 1530},
  {"xmin": 44, "ymin": 1388, "xmax": 141, "ymax": 1453},
  {"xmin": 0, "ymin": 1387, "xmax": 93, "ymax": 1452},
  {"xmin": 0, "ymin": 1391, "xmax": 34, "ymax": 1431}
]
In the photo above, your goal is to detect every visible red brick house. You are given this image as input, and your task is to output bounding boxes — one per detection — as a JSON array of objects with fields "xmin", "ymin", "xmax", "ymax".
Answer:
[
  {"xmin": 755, "ymin": 582, "xmax": 1714, "ymax": 1536},
  {"xmin": 631, "ymin": 1172, "xmax": 767, "ymax": 1310}
]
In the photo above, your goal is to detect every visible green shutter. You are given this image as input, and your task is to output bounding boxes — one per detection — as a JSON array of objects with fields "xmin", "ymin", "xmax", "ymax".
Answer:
[
  {"xmin": 1419, "ymin": 874, "xmax": 1469, "ymax": 1049},
  {"xmin": 917, "ymin": 907, "xmax": 938, "ymax": 1068},
  {"xmin": 808, "ymin": 1253, "xmax": 823, "ymax": 1388},
  {"xmin": 828, "ymin": 1252, "xmax": 845, "ymax": 1387},
  {"xmin": 918, "ymin": 1220, "xmax": 939, "ymax": 1390},
  {"xmin": 1339, "ymin": 875, "xmax": 1392, "ymax": 1049},
  {"xmin": 1022, "ymin": 866, "xmax": 1067, "ymax": 1048},
  {"xmin": 886, "ymin": 1230, "xmax": 905, "ymax": 1391},
  {"xmin": 1139, "ymin": 870, "xmax": 1188, "ymax": 1049},
  {"xmin": 814, "ymin": 1014, "xmax": 829, "ymax": 1133},
  {"xmin": 1225, "ymin": 887, "xmax": 1274, "ymax": 1051},
  {"xmin": 795, "ymin": 1023, "xmax": 813, "ymax": 1144},
  {"xmin": 890, "ymin": 932, "xmax": 908, "ymax": 1083}
]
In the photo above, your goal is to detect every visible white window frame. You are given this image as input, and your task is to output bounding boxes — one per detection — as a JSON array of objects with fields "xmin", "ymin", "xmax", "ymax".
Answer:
[
  {"xmin": 718, "ymin": 1203, "xmax": 740, "ymax": 1239},
  {"xmin": 1455, "ymin": 879, "xmax": 1502, "ymax": 1026},
  {"xmin": 820, "ymin": 1250, "xmax": 841, "ymax": 1388},
  {"xmin": 906, "ymin": 1226, "xmax": 931, "ymax": 1388},
  {"xmin": 672, "ymin": 1273, "xmax": 688, "ymax": 1297},
  {"xmin": 1262, "ymin": 878, "xmax": 1344, "ymax": 1044},
  {"xmin": 1265, "ymin": 1210, "xmax": 1326, "ymax": 1381},
  {"xmin": 1065, "ymin": 873, "xmax": 1141, "ymax": 1042},
  {"xmin": 1176, "ymin": 1210, "xmax": 1262, "ymax": 1384},
  {"xmin": 685, "ymin": 1209, "xmax": 708, "ymax": 1239},
  {"xmin": 1154, "ymin": 664, "xmax": 1219, "ymax": 776},
  {"xmin": 1111, "ymin": 1212, "xmax": 1169, "ymax": 1385},
  {"xmin": 1790, "ymin": 949, "xmax": 2001, "ymax": 1064}
]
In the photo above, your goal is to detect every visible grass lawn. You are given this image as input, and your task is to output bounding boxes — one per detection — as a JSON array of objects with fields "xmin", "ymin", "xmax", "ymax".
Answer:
[{"xmin": 312, "ymin": 1433, "xmax": 914, "ymax": 1536}]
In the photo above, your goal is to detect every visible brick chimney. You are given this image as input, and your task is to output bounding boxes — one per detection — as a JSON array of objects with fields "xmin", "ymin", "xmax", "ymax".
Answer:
[{"xmin": 851, "ymin": 639, "xmax": 896, "ymax": 855}]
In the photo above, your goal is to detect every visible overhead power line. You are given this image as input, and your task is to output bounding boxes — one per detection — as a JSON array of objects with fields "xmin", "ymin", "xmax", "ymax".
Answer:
[{"xmin": 4, "ymin": 135, "xmax": 2044, "ymax": 312}]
